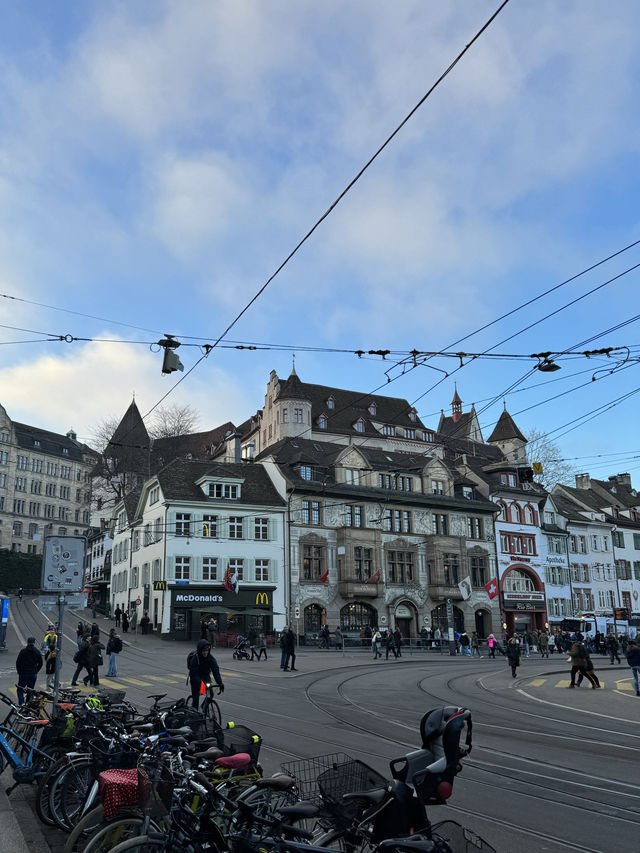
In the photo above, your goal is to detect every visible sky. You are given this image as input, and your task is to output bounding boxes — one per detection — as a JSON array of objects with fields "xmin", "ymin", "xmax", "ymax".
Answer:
[{"xmin": 1, "ymin": 0, "xmax": 640, "ymax": 482}]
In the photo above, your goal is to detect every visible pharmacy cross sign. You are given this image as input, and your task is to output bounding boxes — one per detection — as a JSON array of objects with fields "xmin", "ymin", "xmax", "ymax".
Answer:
[{"xmin": 485, "ymin": 578, "xmax": 499, "ymax": 600}]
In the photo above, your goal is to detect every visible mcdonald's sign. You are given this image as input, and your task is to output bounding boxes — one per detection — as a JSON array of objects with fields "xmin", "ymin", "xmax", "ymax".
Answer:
[
  {"xmin": 255, "ymin": 592, "xmax": 269, "ymax": 606},
  {"xmin": 153, "ymin": 581, "xmax": 167, "ymax": 591}
]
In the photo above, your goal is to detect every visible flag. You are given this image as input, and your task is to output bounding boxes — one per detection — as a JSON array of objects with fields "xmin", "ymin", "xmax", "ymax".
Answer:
[
  {"xmin": 485, "ymin": 578, "xmax": 499, "ymax": 599},
  {"xmin": 367, "ymin": 570, "xmax": 381, "ymax": 584},
  {"xmin": 319, "ymin": 570, "xmax": 329, "ymax": 583},
  {"xmin": 458, "ymin": 576, "xmax": 472, "ymax": 600},
  {"xmin": 224, "ymin": 567, "xmax": 240, "ymax": 594}
]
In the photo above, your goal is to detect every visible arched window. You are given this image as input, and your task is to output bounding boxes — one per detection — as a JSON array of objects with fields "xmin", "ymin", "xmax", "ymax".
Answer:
[
  {"xmin": 340, "ymin": 601, "xmax": 377, "ymax": 631},
  {"xmin": 498, "ymin": 502, "xmax": 507, "ymax": 521},
  {"xmin": 524, "ymin": 505, "xmax": 534, "ymax": 525},
  {"xmin": 431, "ymin": 603, "xmax": 464, "ymax": 635},
  {"xmin": 318, "ymin": 415, "xmax": 327, "ymax": 429},
  {"xmin": 511, "ymin": 504, "xmax": 521, "ymax": 524},
  {"xmin": 304, "ymin": 604, "xmax": 324, "ymax": 636},
  {"xmin": 504, "ymin": 569, "xmax": 535, "ymax": 593}
]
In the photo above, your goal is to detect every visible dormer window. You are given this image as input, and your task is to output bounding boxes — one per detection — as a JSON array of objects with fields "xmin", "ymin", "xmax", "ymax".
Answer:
[
  {"xmin": 355, "ymin": 419, "xmax": 365, "ymax": 433},
  {"xmin": 327, "ymin": 397, "xmax": 335, "ymax": 409},
  {"xmin": 62, "ymin": 447, "xmax": 69, "ymax": 455},
  {"xmin": 208, "ymin": 483, "xmax": 240, "ymax": 500},
  {"xmin": 499, "ymin": 472, "xmax": 517, "ymax": 487},
  {"xmin": 368, "ymin": 403, "xmax": 376, "ymax": 416},
  {"xmin": 318, "ymin": 415, "xmax": 327, "ymax": 430},
  {"xmin": 383, "ymin": 425, "xmax": 395, "ymax": 436},
  {"xmin": 299, "ymin": 465, "xmax": 313, "ymax": 481},
  {"xmin": 409, "ymin": 410, "xmax": 416, "ymax": 422}
]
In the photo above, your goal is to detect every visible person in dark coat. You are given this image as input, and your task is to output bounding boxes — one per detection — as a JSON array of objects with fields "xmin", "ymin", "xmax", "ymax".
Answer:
[
  {"xmin": 625, "ymin": 640, "xmax": 640, "ymax": 696},
  {"xmin": 76, "ymin": 621, "xmax": 85, "ymax": 647},
  {"xmin": 279, "ymin": 627, "xmax": 288, "ymax": 668},
  {"xmin": 248, "ymin": 627, "xmax": 258, "ymax": 661},
  {"xmin": 188, "ymin": 639, "xmax": 224, "ymax": 709},
  {"xmin": 283, "ymin": 627, "xmax": 297, "ymax": 671},
  {"xmin": 385, "ymin": 630, "xmax": 397, "ymax": 660},
  {"xmin": 506, "ymin": 638, "xmax": 521, "ymax": 678},
  {"xmin": 16, "ymin": 637, "xmax": 43, "ymax": 704},
  {"xmin": 91, "ymin": 622, "xmax": 100, "ymax": 638},
  {"xmin": 393, "ymin": 628, "xmax": 403, "ymax": 657},
  {"xmin": 140, "ymin": 613, "xmax": 150, "ymax": 635},
  {"xmin": 71, "ymin": 633, "xmax": 91, "ymax": 685},
  {"xmin": 114, "ymin": 606, "xmax": 122, "ymax": 628},
  {"xmin": 122, "ymin": 611, "xmax": 129, "ymax": 633},
  {"xmin": 606, "ymin": 634, "xmax": 621, "ymax": 664},
  {"xmin": 85, "ymin": 635, "xmax": 105, "ymax": 686}
]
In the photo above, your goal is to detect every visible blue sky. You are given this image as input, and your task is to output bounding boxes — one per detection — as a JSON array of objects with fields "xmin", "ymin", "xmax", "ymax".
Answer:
[{"xmin": 1, "ymin": 0, "xmax": 639, "ymax": 481}]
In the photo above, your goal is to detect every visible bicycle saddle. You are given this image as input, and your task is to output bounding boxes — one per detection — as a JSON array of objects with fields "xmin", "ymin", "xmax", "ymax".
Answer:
[
  {"xmin": 147, "ymin": 693, "xmax": 167, "ymax": 702},
  {"xmin": 215, "ymin": 752, "xmax": 252, "ymax": 770},
  {"xmin": 254, "ymin": 773, "xmax": 296, "ymax": 790}
]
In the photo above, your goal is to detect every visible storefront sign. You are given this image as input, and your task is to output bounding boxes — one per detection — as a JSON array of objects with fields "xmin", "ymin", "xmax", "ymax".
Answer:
[
  {"xmin": 512, "ymin": 601, "xmax": 546, "ymax": 611},
  {"xmin": 172, "ymin": 586, "xmax": 275, "ymax": 609},
  {"xmin": 175, "ymin": 594, "xmax": 223, "ymax": 603},
  {"xmin": 503, "ymin": 592, "xmax": 545, "ymax": 602}
]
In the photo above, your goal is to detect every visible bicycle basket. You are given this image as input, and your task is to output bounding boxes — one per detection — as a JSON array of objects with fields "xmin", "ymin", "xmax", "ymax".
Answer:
[
  {"xmin": 138, "ymin": 759, "xmax": 176, "ymax": 818},
  {"xmin": 163, "ymin": 707, "xmax": 209, "ymax": 739},
  {"xmin": 222, "ymin": 723, "xmax": 262, "ymax": 761},
  {"xmin": 280, "ymin": 752, "xmax": 353, "ymax": 804},
  {"xmin": 430, "ymin": 820, "xmax": 497, "ymax": 853},
  {"xmin": 317, "ymin": 759, "xmax": 387, "ymax": 825},
  {"xmin": 89, "ymin": 738, "xmax": 139, "ymax": 773}
]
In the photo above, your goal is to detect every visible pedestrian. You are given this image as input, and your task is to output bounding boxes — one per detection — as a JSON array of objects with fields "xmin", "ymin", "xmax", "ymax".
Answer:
[
  {"xmin": 471, "ymin": 632, "xmax": 481, "ymax": 657},
  {"xmin": 91, "ymin": 600, "xmax": 97, "ymax": 619},
  {"xmin": 606, "ymin": 634, "xmax": 621, "ymax": 664},
  {"xmin": 200, "ymin": 619, "xmax": 208, "ymax": 640},
  {"xmin": 459, "ymin": 632, "xmax": 471, "ymax": 656},
  {"xmin": 372, "ymin": 628, "xmax": 382, "ymax": 660},
  {"xmin": 488, "ymin": 634, "xmax": 498, "ymax": 659},
  {"xmin": 625, "ymin": 640, "xmax": 640, "ymax": 697},
  {"xmin": 334, "ymin": 626, "xmax": 343, "ymax": 650},
  {"xmin": 454, "ymin": 631, "xmax": 460, "ymax": 654},
  {"xmin": 130, "ymin": 610, "xmax": 137, "ymax": 633},
  {"xmin": 248, "ymin": 627, "xmax": 258, "ymax": 661},
  {"xmin": 576, "ymin": 646, "xmax": 601, "ymax": 689},
  {"xmin": 106, "ymin": 628, "xmax": 123, "ymax": 677},
  {"xmin": 364, "ymin": 624, "xmax": 372, "ymax": 647},
  {"xmin": 91, "ymin": 621, "xmax": 100, "ymax": 639},
  {"xmin": 393, "ymin": 627, "xmax": 403, "ymax": 657},
  {"xmin": 539, "ymin": 631, "xmax": 549, "ymax": 659},
  {"xmin": 188, "ymin": 640, "xmax": 224, "ymax": 710},
  {"xmin": 206, "ymin": 617, "xmax": 216, "ymax": 648},
  {"xmin": 256, "ymin": 631, "xmax": 267, "ymax": 661},
  {"xmin": 279, "ymin": 627, "xmax": 288, "ymax": 669},
  {"xmin": 16, "ymin": 637, "xmax": 43, "ymax": 704},
  {"xmin": 140, "ymin": 612, "xmax": 150, "ymax": 635},
  {"xmin": 569, "ymin": 641, "xmax": 600, "ymax": 688},
  {"xmin": 43, "ymin": 632, "xmax": 58, "ymax": 691},
  {"xmin": 283, "ymin": 627, "xmax": 297, "ymax": 671},
  {"xmin": 506, "ymin": 637, "xmax": 520, "ymax": 678},
  {"xmin": 420, "ymin": 627, "xmax": 429, "ymax": 648},
  {"xmin": 122, "ymin": 611, "xmax": 129, "ymax": 633},
  {"xmin": 114, "ymin": 605, "xmax": 122, "ymax": 628},
  {"xmin": 522, "ymin": 633, "xmax": 530, "ymax": 658},
  {"xmin": 85, "ymin": 635, "xmax": 105, "ymax": 686},
  {"xmin": 434, "ymin": 627, "xmax": 442, "ymax": 650},
  {"xmin": 385, "ymin": 630, "xmax": 397, "ymax": 660},
  {"xmin": 76, "ymin": 621, "xmax": 85, "ymax": 648},
  {"xmin": 71, "ymin": 633, "xmax": 91, "ymax": 685}
]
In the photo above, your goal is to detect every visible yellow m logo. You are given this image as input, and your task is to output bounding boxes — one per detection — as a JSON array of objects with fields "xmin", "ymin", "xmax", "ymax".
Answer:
[{"xmin": 255, "ymin": 592, "xmax": 269, "ymax": 606}]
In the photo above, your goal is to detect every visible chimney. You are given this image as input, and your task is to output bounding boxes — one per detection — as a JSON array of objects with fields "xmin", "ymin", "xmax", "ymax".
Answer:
[
  {"xmin": 609, "ymin": 473, "xmax": 631, "ymax": 488},
  {"xmin": 575, "ymin": 473, "xmax": 591, "ymax": 490}
]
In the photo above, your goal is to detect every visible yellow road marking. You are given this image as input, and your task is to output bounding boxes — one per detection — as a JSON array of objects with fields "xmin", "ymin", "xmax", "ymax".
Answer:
[
  {"xmin": 146, "ymin": 675, "xmax": 183, "ymax": 683},
  {"xmin": 528, "ymin": 678, "xmax": 546, "ymax": 687},
  {"xmin": 556, "ymin": 680, "xmax": 571, "ymax": 687},
  {"xmin": 615, "ymin": 681, "xmax": 634, "ymax": 691},
  {"xmin": 117, "ymin": 677, "xmax": 153, "ymax": 686}
]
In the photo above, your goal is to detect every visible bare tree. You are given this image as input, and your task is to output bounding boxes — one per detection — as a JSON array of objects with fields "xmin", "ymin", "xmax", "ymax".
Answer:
[
  {"xmin": 525, "ymin": 428, "xmax": 576, "ymax": 491},
  {"xmin": 148, "ymin": 404, "xmax": 200, "ymax": 440}
]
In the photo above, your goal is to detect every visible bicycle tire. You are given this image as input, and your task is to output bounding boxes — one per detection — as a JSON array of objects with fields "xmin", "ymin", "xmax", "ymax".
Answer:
[
  {"xmin": 83, "ymin": 816, "xmax": 162, "ymax": 853},
  {"xmin": 48, "ymin": 756, "xmax": 93, "ymax": 831},
  {"xmin": 104, "ymin": 835, "xmax": 167, "ymax": 853},
  {"xmin": 59, "ymin": 760, "xmax": 97, "ymax": 831},
  {"xmin": 203, "ymin": 697, "xmax": 222, "ymax": 731},
  {"xmin": 35, "ymin": 754, "xmax": 70, "ymax": 826},
  {"xmin": 63, "ymin": 806, "xmax": 145, "ymax": 853}
]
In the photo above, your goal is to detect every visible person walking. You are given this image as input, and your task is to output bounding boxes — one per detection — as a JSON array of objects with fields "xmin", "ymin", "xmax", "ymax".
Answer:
[
  {"xmin": 43, "ymin": 631, "xmax": 58, "ymax": 691},
  {"xmin": 334, "ymin": 626, "xmax": 343, "ymax": 650},
  {"xmin": 85, "ymin": 635, "xmax": 105, "ymax": 686},
  {"xmin": 393, "ymin": 627, "xmax": 403, "ymax": 658},
  {"xmin": 372, "ymin": 628, "xmax": 382, "ymax": 660},
  {"xmin": 140, "ymin": 612, "xmax": 150, "ymax": 635},
  {"xmin": 488, "ymin": 634, "xmax": 498, "ymax": 659},
  {"xmin": 90, "ymin": 621, "xmax": 100, "ymax": 639},
  {"xmin": 625, "ymin": 640, "xmax": 640, "ymax": 696},
  {"xmin": 539, "ymin": 631, "xmax": 549, "ymax": 659},
  {"xmin": 188, "ymin": 640, "xmax": 224, "ymax": 710},
  {"xmin": 576, "ymin": 646, "xmax": 601, "ymax": 689},
  {"xmin": 106, "ymin": 628, "xmax": 122, "ymax": 677},
  {"xmin": 206, "ymin": 617, "xmax": 216, "ymax": 648},
  {"xmin": 248, "ymin": 627, "xmax": 258, "ymax": 661},
  {"xmin": 129, "ymin": 609, "xmax": 137, "ymax": 633},
  {"xmin": 283, "ymin": 627, "xmax": 297, "ymax": 671},
  {"xmin": 76, "ymin": 621, "xmax": 86, "ymax": 648},
  {"xmin": 71, "ymin": 633, "xmax": 91, "ymax": 685},
  {"xmin": 459, "ymin": 632, "xmax": 471, "ymax": 656},
  {"xmin": 279, "ymin": 627, "xmax": 288, "ymax": 669},
  {"xmin": 434, "ymin": 627, "xmax": 442, "ymax": 650},
  {"xmin": 256, "ymin": 631, "xmax": 267, "ymax": 661},
  {"xmin": 385, "ymin": 630, "xmax": 397, "ymax": 660},
  {"xmin": 506, "ymin": 637, "xmax": 521, "ymax": 678},
  {"xmin": 122, "ymin": 611, "xmax": 129, "ymax": 633},
  {"xmin": 16, "ymin": 637, "xmax": 43, "ymax": 704},
  {"xmin": 569, "ymin": 641, "xmax": 600, "ymax": 688},
  {"xmin": 606, "ymin": 634, "xmax": 621, "ymax": 665},
  {"xmin": 471, "ymin": 632, "xmax": 481, "ymax": 657},
  {"xmin": 114, "ymin": 605, "xmax": 122, "ymax": 628}
]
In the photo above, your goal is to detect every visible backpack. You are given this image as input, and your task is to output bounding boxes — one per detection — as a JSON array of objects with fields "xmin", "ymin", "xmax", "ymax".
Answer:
[
  {"xmin": 187, "ymin": 650, "xmax": 197, "ymax": 670},
  {"xmin": 112, "ymin": 637, "xmax": 123, "ymax": 653}
]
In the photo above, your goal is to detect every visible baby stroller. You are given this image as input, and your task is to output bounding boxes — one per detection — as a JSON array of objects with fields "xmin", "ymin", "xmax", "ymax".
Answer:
[{"xmin": 233, "ymin": 635, "xmax": 251, "ymax": 660}]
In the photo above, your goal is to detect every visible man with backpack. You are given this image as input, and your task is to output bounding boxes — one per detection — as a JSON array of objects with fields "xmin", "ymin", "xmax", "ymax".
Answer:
[
  {"xmin": 106, "ymin": 628, "xmax": 123, "ymax": 677},
  {"xmin": 16, "ymin": 637, "xmax": 43, "ymax": 704},
  {"xmin": 187, "ymin": 640, "xmax": 224, "ymax": 710}
]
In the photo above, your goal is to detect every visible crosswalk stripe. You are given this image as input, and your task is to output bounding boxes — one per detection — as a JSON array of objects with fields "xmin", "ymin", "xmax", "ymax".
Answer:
[
  {"xmin": 528, "ymin": 678, "xmax": 546, "ymax": 687},
  {"xmin": 146, "ymin": 676, "xmax": 183, "ymax": 684},
  {"xmin": 556, "ymin": 680, "xmax": 571, "ymax": 687},
  {"xmin": 118, "ymin": 677, "xmax": 153, "ymax": 686},
  {"xmin": 616, "ymin": 681, "xmax": 634, "ymax": 691}
]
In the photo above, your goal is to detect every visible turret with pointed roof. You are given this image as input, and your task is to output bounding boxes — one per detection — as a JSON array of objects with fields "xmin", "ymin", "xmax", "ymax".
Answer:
[
  {"xmin": 487, "ymin": 406, "xmax": 527, "ymax": 463},
  {"xmin": 104, "ymin": 399, "xmax": 151, "ymax": 493}
]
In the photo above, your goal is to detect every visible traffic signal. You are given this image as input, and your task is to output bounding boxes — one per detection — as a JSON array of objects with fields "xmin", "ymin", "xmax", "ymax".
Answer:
[
  {"xmin": 161, "ymin": 348, "xmax": 184, "ymax": 374},
  {"xmin": 614, "ymin": 607, "xmax": 629, "ymax": 620}
]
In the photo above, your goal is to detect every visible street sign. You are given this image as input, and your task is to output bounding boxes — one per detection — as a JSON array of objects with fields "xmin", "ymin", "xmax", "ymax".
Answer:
[
  {"xmin": 38, "ymin": 594, "xmax": 84, "ymax": 611},
  {"xmin": 135, "ymin": 598, "xmax": 142, "ymax": 606},
  {"xmin": 41, "ymin": 536, "xmax": 85, "ymax": 592},
  {"xmin": 294, "ymin": 606, "xmax": 300, "ymax": 618}
]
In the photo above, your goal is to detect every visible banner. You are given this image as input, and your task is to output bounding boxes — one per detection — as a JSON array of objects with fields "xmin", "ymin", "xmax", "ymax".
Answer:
[{"xmin": 458, "ymin": 576, "xmax": 472, "ymax": 600}]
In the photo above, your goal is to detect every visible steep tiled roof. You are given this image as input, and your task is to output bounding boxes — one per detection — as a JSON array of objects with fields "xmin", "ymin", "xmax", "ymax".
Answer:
[
  {"xmin": 554, "ymin": 484, "xmax": 607, "ymax": 512},
  {"xmin": 551, "ymin": 490, "xmax": 603, "ymax": 523},
  {"xmin": 487, "ymin": 409, "xmax": 527, "ymax": 444},
  {"xmin": 14, "ymin": 422, "xmax": 94, "ymax": 462},
  {"xmin": 591, "ymin": 477, "xmax": 640, "ymax": 509},
  {"xmin": 107, "ymin": 401, "xmax": 151, "ymax": 472},
  {"xmin": 437, "ymin": 412, "xmax": 476, "ymax": 439},
  {"xmin": 277, "ymin": 370, "xmax": 311, "ymax": 402},
  {"xmin": 155, "ymin": 459, "xmax": 285, "ymax": 506},
  {"xmin": 152, "ymin": 422, "xmax": 235, "ymax": 463}
]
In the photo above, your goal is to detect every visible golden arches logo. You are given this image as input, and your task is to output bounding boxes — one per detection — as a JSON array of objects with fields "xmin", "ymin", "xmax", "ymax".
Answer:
[{"xmin": 255, "ymin": 592, "xmax": 269, "ymax": 606}]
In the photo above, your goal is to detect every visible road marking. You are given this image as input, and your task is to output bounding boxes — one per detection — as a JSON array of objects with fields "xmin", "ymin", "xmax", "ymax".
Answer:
[
  {"xmin": 145, "ymin": 675, "xmax": 182, "ymax": 683},
  {"xmin": 220, "ymin": 671, "xmax": 242, "ymax": 678},
  {"xmin": 516, "ymin": 687, "xmax": 639, "ymax": 725},
  {"xmin": 616, "ymin": 680, "xmax": 633, "ymax": 691},
  {"xmin": 100, "ymin": 679, "xmax": 130, "ymax": 689},
  {"xmin": 117, "ymin": 677, "xmax": 153, "ymax": 686},
  {"xmin": 527, "ymin": 678, "xmax": 546, "ymax": 686},
  {"xmin": 556, "ymin": 679, "xmax": 571, "ymax": 687}
]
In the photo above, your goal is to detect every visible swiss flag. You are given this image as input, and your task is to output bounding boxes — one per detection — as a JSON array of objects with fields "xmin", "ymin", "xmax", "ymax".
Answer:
[
  {"xmin": 319, "ymin": 570, "xmax": 329, "ymax": 583},
  {"xmin": 485, "ymin": 578, "xmax": 499, "ymax": 600}
]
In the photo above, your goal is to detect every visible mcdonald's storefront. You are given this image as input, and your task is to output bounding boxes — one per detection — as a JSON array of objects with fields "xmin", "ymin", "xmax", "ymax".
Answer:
[{"xmin": 168, "ymin": 585, "xmax": 277, "ymax": 642}]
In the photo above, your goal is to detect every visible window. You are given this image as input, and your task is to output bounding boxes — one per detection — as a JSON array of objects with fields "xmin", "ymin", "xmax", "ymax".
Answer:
[
  {"xmin": 62, "ymin": 447, "xmax": 69, "ymax": 455},
  {"xmin": 15, "ymin": 477, "xmax": 26, "ymax": 491},
  {"xmin": 471, "ymin": 556, "xmax": 487, "ymax": 587},
  {"xmin": 526, "ymin": 506, "xmax": 535, "ymax": 524},
  {"xmin": 345, "ymin": 468, "xmax": 360, "ymax": 485},
  {"xmin": 202, "ymin": 557, "xmax": 218, "ymax": 581},
  {"xmin": 13, "ymin": 499, "xmax": 25, "ymax": 513},
  {"xmin": 175, "ymin": 556, "xmax": 190, "ymax": 580},
  {"xmin": 299, "ymin": 465, "xmax": 312, "ymax": 481},
  {"xmin": 46, "ymin": 462, "xmax": 58, "ymax": 476},
  {"xmin": 149, "ymin": 486, "xmax": 160, "ymax": 505},
  {"xmin": 76, "ymin": 488, "xmax": 81, "ymax": 502},
  {"xmin": 544, "ymin": 511, "xmax": 555, "ymax": 525},
  {"xmin": 318, "ymin": 415, "xmax": 327, "ymax": 429},
  {"xmin": 591, "ymin": 535, "xmax": 600, "ymax": 551},
  {"xmin": 229, "ymin": 517, "xmax": 244, "ymax": 539},
  {"xmin": 28, "ymin": 501, "xmax": 40, "ymax": 516},
  {"xmin": 152, "ymin": 559, "xmax": 161, "ymax": 582},
  {"xmin": 202, "ymin": 515, "xmax": 217, "ymax": 538},
  {"xmin": 432, "ymin": 513, "xmax": 448, "ymax": 535},
  {"xmin": 546, "ymin": 536, "xmax": 564, "ymax": 555},
  {"xmin": 511, "ymin": 504, "xmax": 521, "ymax": 523},
  {"xmin": 345, "ymin": 505, "xmax": 363, "ymax": 528},
  {"xmin": 383, "ymin": 425, "xmax": 395, "ymax": 436},
  {"xmin": 327, "ymin": 397, "xmax": 335, "ymax": 409},
  {"xmin": 31, "ymin": 458, "xmax": 43, "ymax": 473},
  {"xmin": 45, "ymin": 504, "xmax": 54, "ymax": 518},
  {"xmin": 268, "ymin": 424, "xmax": 272, "ymax": 439},
  {"xmin": 612, "ymin": 530, "xmax": 625, "ymax": 548},
  {"xmin": 208, "ymin": 483, "xmax": 239, "ymax": 500},
  {"xmin": 144, "ymin": 523, "xmax": 151, "ymax": 546},
  {"xmin": 302, "ymin": 543, "xmax": 325, "ymax": 581},
  {"xmin": 355, "ymin": 420, "xmax": 364, "ymax": 433},
  {"xmin": 385, "ymin": 509, "xmax": 411, "ymax": 533},
  {"xmin": 175, "ymin": 513, "xmax": 191, "ymax": 537},
  {"xmin": 28, "ymin": 523, "xmax": 38, "ymax": 539},
  {"xmin": 12, "ymin": 521, "xmax": 22, "ymax": 536},
  {"xmin": 255, "ymin": 559, "xmax": 269, "ymax": 582},
  {"xmin": 431, "ymin": 480, "xmax": 444, "ymax": 495},
  {"xmin": 60, "ymin": 486, "xmax": 70, "ymax": 500},
  {"xmin": 500, "ymin": 472, "xmax": 517, "ymax": 487},
  {"xmin": 443, "ymin": 554, "xmax": 460, "ymax": 585},
  {"xmin": 504, "ymin": 569, "xmax": 535, "ymax": 593},
  {"xmin": 353, "ymin": 547, "xmax": 373, "ymax": 581},
  {"xmin": 45, "ymin": 483, "xmax": 57, "ymax": 497},
  {"xmin": 0, "ymin": 431, "xmax": 8, "ymax": 442},
  {"xmin": 61, "ymin": 465, "xmax": 71, "ymax": 479},
  {"xmin": 154, "ymin": 517, "xmax": 163, "ymax": 542},
  {"xmin": 0, "ymin": 495, "xmax": 4, "ymax": 510},
  {"xmin": 368, "ymin": 403, "xmax": 376, "ymax": 416},
  {"xmin": 254, "ymin": 517, "xmax": 269, "ymax": 540},
  {"xmin": 616, "ymin": 560, "xmax": 632, "ymax": 580},
  {"xmin": 132, "ymin": 530, "xmax": 140, "ymax": 551},
  {"xmin": 0, "ymin": 473, "xmax": 5, "ymax": 487},
  {"xmin": 302, "ymin": 500, "xmax": 321, "ymax": 525},
  {"xmin": 500, "ymin": 532, "xmax": 537, "ymax": 555},
  {"xmin": 578, "ymin": 536, "xmax": 587, "ymax": 553},
  {"xmin": 228, "ymin": 558, "xmax": 244, "ymax": 581},
  {"xmin": 282, "ymin": 408, "xmax": 288, "ymax": 423},
  {"xmin": 16, "ymin": 455, "xmax": 28, "ymax": 470},
  {"xmin": 293, "ymin": 408, "xmax": 304, "ymax": 423},
  {"xmin": 130, "ymin": 566, "xmax": 139, "ymax": 588},
  {"xmin": 0, "ymin": 451, "xmax": 7, "ymax": 465},
  {"xmin": 403, "ymin": 428, "xmax": 415, "ymax": 440},
  {"xmin": 142, "ymin": 563, "xmax": 150, "ymax": 586},
  {"xmin": 386, "ymin": 550, "xmax": 414, "ymax": 584},
  {"xmin": 467, "ymin": 517, "xmax": 483, "ymax": 539}
]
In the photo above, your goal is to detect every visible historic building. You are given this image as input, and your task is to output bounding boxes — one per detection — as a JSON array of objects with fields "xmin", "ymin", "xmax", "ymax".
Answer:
[{"xmin": 0, "ymin": 403, "xmax": 96, "ymax": 555}]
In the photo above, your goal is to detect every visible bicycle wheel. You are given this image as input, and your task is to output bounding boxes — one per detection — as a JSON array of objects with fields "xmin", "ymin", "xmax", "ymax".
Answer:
[
  {"xmin": 48, "ymin": 756, "xmax": 93, "ymax": 831},
  {"xmin": 105, "ymin": 836, "xmax": 166, "ymax": 853},
  {"xmin": 63, "ymin": 806, "xmax": 144, "ymax": 853},
  {"xmin": 203, "ymin": 697, "xmax": 222, "ymax": 731},
  {"xmin": 36, "ymin": 754, "xmax": 71, "ymax": 826},
  {"xmin": 83, "ymin": 816, "xmax": 162, "ymax": 853}
]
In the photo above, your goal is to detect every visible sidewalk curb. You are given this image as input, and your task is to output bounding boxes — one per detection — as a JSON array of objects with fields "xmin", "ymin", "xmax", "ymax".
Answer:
[{"xmin": 0, "ymin": 774, "xmax": 49, "ymax": 853}]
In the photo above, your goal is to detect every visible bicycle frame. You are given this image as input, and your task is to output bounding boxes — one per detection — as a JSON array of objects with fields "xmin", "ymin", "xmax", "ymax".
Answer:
[{"xmin": 0, "ymin": 724, "xmax": 54, "ymax": 789}]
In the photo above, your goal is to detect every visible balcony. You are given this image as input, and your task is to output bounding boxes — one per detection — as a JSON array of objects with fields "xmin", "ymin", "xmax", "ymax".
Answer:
[{"xmin": 338, "ymin": 576, "xmax": 381, "ymax": 598}]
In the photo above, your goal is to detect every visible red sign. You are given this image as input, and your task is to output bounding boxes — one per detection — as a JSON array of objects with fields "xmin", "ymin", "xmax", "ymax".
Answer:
[
  {"xmin": 135, "ymin": 597, "xmax": 142, "ymax": 606},
  {"xmin": 485, "ymin": 578, "xmax": 499, "ymax": 600}
]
